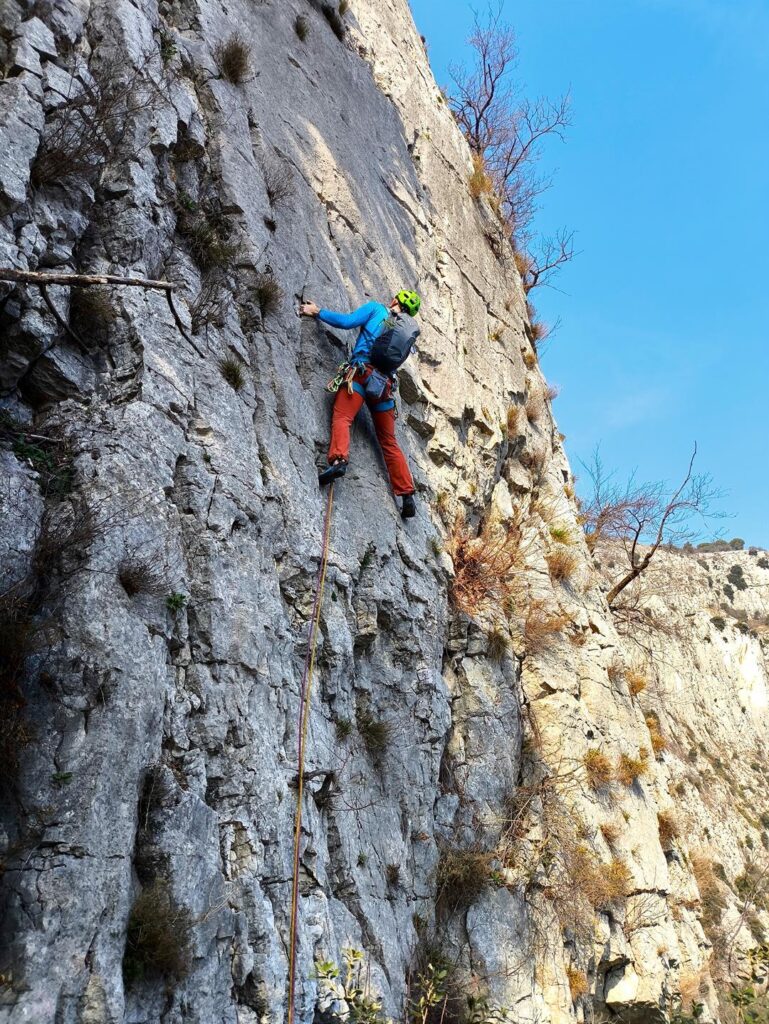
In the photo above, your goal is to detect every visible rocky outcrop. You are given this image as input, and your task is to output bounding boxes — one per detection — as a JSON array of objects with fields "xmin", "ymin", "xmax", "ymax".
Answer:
[{"xmin": 0, "ymin": 1, "xmax": 766, "ymax": 1023}]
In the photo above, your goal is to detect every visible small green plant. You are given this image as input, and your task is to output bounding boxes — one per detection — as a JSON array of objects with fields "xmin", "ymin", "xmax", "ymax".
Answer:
[
  {"xmin": 51, "ymin": 771, "xmax": 73, "ymax": 784},
  {"xmin": 314, "ymin": 949, "xmax": 386, "ymax": 1024},
  {"xmin": 295, "ymin": 15, "xmax": 309, "ymax": 41},
  {"xmin": 549, "ymin": 525, "xmax": 571, "ymax": 543},
  {"xmin": 356, "ymin": 851, "xmax": 368, "ymax": 867},
  {"xmin": 409, "ymin": 962, "xmax": 449, "ymax": 1024},
  {"xmin": 122, "ymin": 880, "xmax": 193, "ymax": 985},
  {"xmin": 166, "ymin": 592, "xmax": 187, "ymax": 613},
  {"xmin": 215, "ymin": 34, "xmax": 251, "ymax": 84},
  {"xmin": 159, "ymin": 32, "xmax": 177, "ymax": 64},
  {"xmin": 727, "ymin": 564, "xmax": 748, "ymax": 591},
  {"xmin": 219, "ymin": 356, "xmax": 245, "ymax": 391}
]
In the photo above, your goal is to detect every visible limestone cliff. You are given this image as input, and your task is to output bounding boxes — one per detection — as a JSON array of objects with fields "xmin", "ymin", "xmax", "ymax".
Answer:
[{"xmin": 0, "ymin": 1, "xmax": 767, "ymax": 1023}]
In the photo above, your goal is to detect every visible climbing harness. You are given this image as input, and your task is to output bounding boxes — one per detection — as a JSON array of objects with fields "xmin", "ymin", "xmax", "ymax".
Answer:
[{"xmin": 287, "ymin": 483, "xmax": 335, "ymax": 1024}]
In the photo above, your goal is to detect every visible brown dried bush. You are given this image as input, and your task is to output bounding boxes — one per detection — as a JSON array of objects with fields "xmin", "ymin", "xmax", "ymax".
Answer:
[
  {"xmin": 523, "ymin": 349, "xmax": 537, "ymax": 369},
  {"xmin": 468, "ymin": 152, "xmax": 495, "ymax": 200},
  {"xmin": 215, "ymin": 34, "xmax": 251, "ymax": 84},
  {"xmin": 122, "ymin": 880, "xmax": 193, "ymax": 985},
  {"xmin": 520, "ymin": 601, "xmax": 570, "ymax": 654},
  {"xmin": 646, "ymin": 716, "xmax": 668, "ymax": 756},
  {"xmin": 118, "ymin": 553, "xmax": 174, "ymax": 597},
  {"xmin": 546, "ymin": 547, "xmax": 579, "ymax": 584},
  {"xmin": 600, "ymin": 821, "xmax": 620, "ymax": 847},
  {"xmin": 616, "ymin": 749, "xmax": 650, "ymax": 786},
  {"xmin": 583, "ymin": 749, "xmax": 613, "ymax": 790},
  {"xmin": 626, "ymin": 668, "xmax": 648, "ymax": 696},
  {"xmin": 486, "ymin": 626, "xmax": 510, "ymax": 662},
  {"xmin": 657, "ymin": 810, "xmax": 678, "ymax": 849},
  {"xmin": 219, "ymin": 356, "xmax": 245, "ymax": 391},
  {"xmin": 436, "ymin": 846, "xmax": 495, "ymax": 910},
  {"xmin": 524, "ymin": 393, "xmax": 542, "ymax": 424},
  {"xmin": 505, "ymin": 404, "xmax": 521, "ymax": 438},
  {"xmin": 566, "ymin": 966, "xmax": 589, "ymax": 1001},
  {"xmin": 447, "ymin": 511, "xmax": 525, "ymax": 624}
]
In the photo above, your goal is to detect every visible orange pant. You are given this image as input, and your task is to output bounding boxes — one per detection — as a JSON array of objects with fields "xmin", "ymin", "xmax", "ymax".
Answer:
[{"xmin": 328, "ymin": 373, "xmax": 414, "ymax": 497}]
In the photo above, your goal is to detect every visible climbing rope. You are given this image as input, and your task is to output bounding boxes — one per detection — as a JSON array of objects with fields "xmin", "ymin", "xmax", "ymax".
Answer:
[{"xmin": 287, "ymin": 482, "xmax": 335, "ymax": 1024}]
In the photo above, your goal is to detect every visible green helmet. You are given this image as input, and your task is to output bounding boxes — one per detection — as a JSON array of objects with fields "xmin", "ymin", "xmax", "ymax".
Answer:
[{"xmin": 396, "ymin": 289, "xmax": 421, "ymax": 317}]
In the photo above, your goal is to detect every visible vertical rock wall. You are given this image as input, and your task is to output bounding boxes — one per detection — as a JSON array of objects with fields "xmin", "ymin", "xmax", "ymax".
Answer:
[{"xmin": 0, "ymin": 1, "xmax": 766, "ymax": 1023}]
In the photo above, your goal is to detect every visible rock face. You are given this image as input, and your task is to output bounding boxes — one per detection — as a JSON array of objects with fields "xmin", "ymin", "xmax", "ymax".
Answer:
[{"xmin": 0, "ymin": 2, "xmax": 767, "ymax": 1023}]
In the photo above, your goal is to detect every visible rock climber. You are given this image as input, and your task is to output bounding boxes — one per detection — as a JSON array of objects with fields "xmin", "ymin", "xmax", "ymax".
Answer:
[{"xmin": 299, "ymin": 290, "xmax": 422, "ymax": 520}]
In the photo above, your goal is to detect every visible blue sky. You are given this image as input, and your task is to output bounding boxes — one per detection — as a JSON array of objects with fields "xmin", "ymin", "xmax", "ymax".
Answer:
[{"xmin": 409, "ymin": 0, "xmax": 769, "ymax": 547}]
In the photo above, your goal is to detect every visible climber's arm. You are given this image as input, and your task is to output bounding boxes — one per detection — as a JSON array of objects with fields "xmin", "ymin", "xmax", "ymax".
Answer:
[{"xmin": 314, "ymin": 302, "xmax": 380, "ymax": 330}]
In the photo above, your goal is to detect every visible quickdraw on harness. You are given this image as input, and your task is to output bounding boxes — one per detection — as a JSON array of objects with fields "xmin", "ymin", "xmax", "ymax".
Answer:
[{"xmin": 325, "ymin": 361, "xmax": 397, "ymax": 414}]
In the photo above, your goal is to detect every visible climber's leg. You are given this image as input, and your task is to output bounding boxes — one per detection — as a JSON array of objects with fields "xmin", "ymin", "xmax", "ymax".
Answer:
[
  {"xmin": 327, "ymin": 387, "xmax": 364, "ymax": 465},
  {"xmin": 371, "ymin": 407, "xmax": 414, "ymax": 498}
]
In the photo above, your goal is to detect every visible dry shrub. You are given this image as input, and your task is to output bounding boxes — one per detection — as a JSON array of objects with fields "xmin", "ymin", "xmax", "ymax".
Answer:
[
  {"xmin": 262, "ymin": 155, "xmax": 294, "ymax": 209},
  {"xmin": 565, "ymin": 846, "xmax": 629, "ymax": 909},
  {"xmin": 219, "ymin": 356, "xmax": 245, "ymax": 391},
  {"xmin": 583, "ymin": 749, "xmax": 613, "ymax": 790},
  {"xmin": 626, "ymin": 668, "xmax": 648, "ymax": 697},
  {"xmin": 657, "ymin": 810, "xmax": 678, "ymax": 849},
  {"xmin": 524, "ymin": 393, "xmax": 542, "ymax": 424},
  {"xmin": 436, "ymin": 846, "xmax": 494, "ymax": 910},
  {"xmin": 356, "ymin": 704, "xmax": 390, "ymax": 755},
  {"xmin": 546, "ymin": 547, "xmax": 579, "ymax": 585},
  {"xmin": 616, "ymin": 749, "xmax": 650, "ymax": 786},
  {"xmin": 600, "ymin": 822, "xmax": 620, "ymax": 847},
  {"xmin": 190, "ymin": 273, "xmax": 228, "ymax": 335},
  {"xmin": 529, "ymin": 320, "xmax": 548, "ymax": 344},
  {"xmin": 215, "ymin": 34, "xmax": 251, "ymax": 84},
  {"xmin": 678, "ymin": 971, "xmax": 705, "ymax": 1014},
  {"xmin": 691, "ymin": 854, "xmax": 727, "ymax": 936},
  {"xmin": 514, "ymin": 249, "xmax": 533, "ymax": 281},
  {"xmin": 70, "ymin": 286, "xmax": 116, "ymax": 345},
  {"xmin": 468, "ymin": 152, "xmax": 494, "ymax": 199},
  {"xmin": 606, "ymin": 656, "xmax": 624, "ymax": 685},
  {"xmin": 523, "ymin": 349, "xmax": 537, "ymax": 369},
  {"xmin": 295, "ymin": 15, "xmax": 310, "ymax": 41},
  {"xmin": 251, "ymin": 271, "xmax": 283, "ymax": 319},
  {"xmin": 122, "ymin": 880, "xmax": 193, "ymax": 985},
  {"xmin": 447, "ymin": 511, "xmax": 524, "ymax": 624},
  {"xmin": 505, "ymin": 404, "xmax": 521, "ymax": 438},
  {"xmin": 520, "ymin": 601, "xmax": 570, "ymax": 654},
  {"xmin": 566, "ymin": 966, "xmax": 589, "ymax": 1001},
  {"xmin": 118, "ymin": 553, "xmax": 173, "ymax": 597},
  {"xmin": 545, "ymin": 385, "xmax": 560, "ymax": 402},
  {"xmin": 176, "ymin": 194, "xmax": 241, "ymax": 272},
  {"xmin": 646, "ymin": 716, "xmax": 668, "ymax": 756},
  {"xmin": 486, "ymin": 626, "xmax": 509, "ymax": 662}
]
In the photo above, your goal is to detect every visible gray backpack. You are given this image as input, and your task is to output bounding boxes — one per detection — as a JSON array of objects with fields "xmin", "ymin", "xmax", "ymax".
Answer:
[{"xmin": 369, "ymin": 312, "xmax": 420, "ymax": 373}]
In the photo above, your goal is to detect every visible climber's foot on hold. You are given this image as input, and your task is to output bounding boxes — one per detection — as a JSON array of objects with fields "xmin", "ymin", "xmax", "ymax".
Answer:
[
  {"xmin": 319, "ymin": 459, "xmax": 347, "ymax": 487},
  {"xmin": 401, "ymin": 493, "xmax": 416, "ymax": 519}
]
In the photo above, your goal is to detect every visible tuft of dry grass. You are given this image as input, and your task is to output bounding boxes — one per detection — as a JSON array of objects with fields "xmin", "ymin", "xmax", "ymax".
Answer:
[
  {"xmin": 566, "ymin": 966, "xmax": 589, "ymax": 1001},
  {"xmin": 356, "ymin": 704, "xmax": 391, "ymax": 755},
  {"xmin": 486, "ymin": 626, "xmax": 510, "ymax": 662},
  {"xmin": 583, "ymin": 749, "xmax": 613, "ymax": 790},
  {"xmin": 616, "ymin": 749, "xmax": 650, "ymax": 786},
  {"xmin": 447, "ymin": 511, "xmax": 524, "ymax": 624},
  {"xmin": 566, "ymin": 846, "xmax": 630, "ymax": 909},
  {"xmin": 545, "ymin": 385, "xmax": 560, "ymax": 402},
  {"xmin": 523, "ymin": 349, "xmax": 537, "ymax": 369},
  {"xmin": 215, "ymin": 34, "xmax": 251, "ymax": 84},
  {"xmin": 122, "ymin": 880, "xmax": 193, "ymax": 986},
  {"xmin": 294, "ymin": 15, "xmax": 310, "ymax": 41},
  {"xmin": 626, "ymin": 668, "xmax": 648, "ymax": 697},
  {"xmin": 646, "ymin": 716, "xmax": 668, "ymax": 756},
  {"xmin": 505, "ymin": 404, "xmax": 521, "ymax": 438},
  {"xmin": 524, "ymin": 393, "xmax": 542, "ymax": 424},
  {"xmin": 262, "ymin": 156, "xmax": 294, "ymax": 209},
  {"xmin": 468, "ymin": 152, "xmax": 494, "ymax": 200},
  {"xmin": 514, "ymin": 249, "xmax": 533, "ymax": 282},
  {"xmin": 251, "ymin": 271, "xmax": 283, "ymax": 320},
  {"xmin": 546, "ymin": 547, "xmax": 579, "ymax": 585},
  {"xmin": 691, "ymin": 853, "xmax": 727, "ymax": 935},
  {"xmin": 219, "ymin": 356, "xmax": 245, "ymax": 391},
  {"xmin": 118, "ymin": 554, "xmax": 173, "ymax": 597},
  {"xmin": 529, "ymin": 320, "xmax": 548, "ymax": 344},
  {"xmin": 520, "ymin": 601, "xmax": 570, "ymax": 654},
  {"xmin": 657, "ymin": 809, "xmax": 678, "ymax": 849},
  {"xmin": 436, "ymin": 846, "xmax": 495, "ymax": 909},
  {"xmin": 600, "ymin": 821, "xmax": 620, "ymax": 847}
]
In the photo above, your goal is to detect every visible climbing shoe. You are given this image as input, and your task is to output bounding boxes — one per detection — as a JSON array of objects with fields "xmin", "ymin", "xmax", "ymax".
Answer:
[
  {"xmin": 401, "ymin": 493, "xmax": 416, "ymax": 519},
  {"xmin": 318, "ymin": 460, "xmax": 347, "ymax": 487}
]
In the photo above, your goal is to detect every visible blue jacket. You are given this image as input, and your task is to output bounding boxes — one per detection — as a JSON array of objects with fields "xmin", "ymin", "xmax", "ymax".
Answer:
[{"xmin": 318, "ymin": 301, "xmax": 390, "ymax": 365}]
